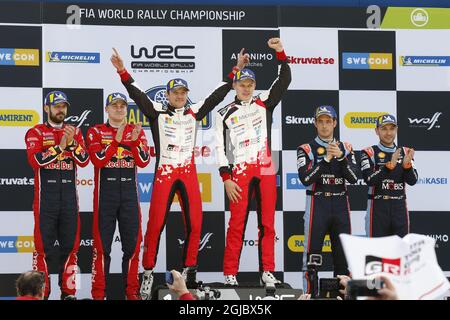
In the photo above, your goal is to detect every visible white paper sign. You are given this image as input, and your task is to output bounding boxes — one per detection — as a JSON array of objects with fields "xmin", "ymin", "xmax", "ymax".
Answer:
[{"xmin": 340, "ymin": 233, "xmax": 450, "ymax": 300}]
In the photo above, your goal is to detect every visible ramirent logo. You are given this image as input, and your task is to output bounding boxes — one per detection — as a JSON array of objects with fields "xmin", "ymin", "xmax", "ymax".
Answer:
[
  {"xmin": 178, "ymin": 233, "xmax": 213, "ymax": 251},
  {"xmin": 408, "ymin": 112, "xmax": 442, "ymax": 130},
  {"xmin": 65, "ymin": 110, "xmax": 92, "ymax": 128},
  {"xmin": 287, "ymin": 235, "xmax": 331, "ymax": 252},
  {"xmin": 344, "ymin": 112, "xmax": 388, "ymax": 129},
  {"xmin": 0, "ymin": 110, "xmax": 40, "ymax": 127}
]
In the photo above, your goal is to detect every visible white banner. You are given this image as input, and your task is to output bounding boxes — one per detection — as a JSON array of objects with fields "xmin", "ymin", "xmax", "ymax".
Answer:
[{"xmin": 340, "ymin": 233, "xmax": 450, "ymax": 300}]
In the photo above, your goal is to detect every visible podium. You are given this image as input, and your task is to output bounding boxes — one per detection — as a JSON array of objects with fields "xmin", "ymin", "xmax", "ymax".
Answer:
[{"xmin": 154, "ymin": 283, "xmax": 303, "ymax": 300}]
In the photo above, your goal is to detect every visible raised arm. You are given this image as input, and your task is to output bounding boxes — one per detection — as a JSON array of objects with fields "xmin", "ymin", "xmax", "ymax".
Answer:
[
  {"xmin": 258, "ymin": 38, "xmax": 292, "ymax": 111},
  {"xmin": 195, "ymin": 48, "xmax": 250, "ymax": 120},
  {"xmin": 111, "ymin": 48, "xmax": 159, "ymax": 120}
]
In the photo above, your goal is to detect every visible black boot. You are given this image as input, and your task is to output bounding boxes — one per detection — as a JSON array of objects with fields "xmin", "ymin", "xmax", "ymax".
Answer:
[{"xmin": 182, "ymin": 266, "xmax": 198, "ymax": 289}]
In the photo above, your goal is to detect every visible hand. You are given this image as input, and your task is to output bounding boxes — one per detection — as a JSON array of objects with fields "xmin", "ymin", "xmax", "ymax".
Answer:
[
  {"xmin": 267, "ymin": 37, "xmax": 284, "ymax": 52},
  {"xmin": 324, "ymin": 147, "xmax": 335, "ymax": 161},
  {"xmin": 403, "ymin": 148, "xmax": 415, "ymax": 165},
  {"xmin": 236, "ymin": 48, "xmax": 250, "ymax": 70},
  {"xmin": 297, "ymin": 294, "xmax": 311, "ymax": 300},
  {"xmin": 167, "ymin": 270, "xmax": 190, "ymax": 298},
  {"xmin": 64, "ymin": 125, "xmax": 76, "ymax": 146},
  {"xmin": 333, "ymin": 142, "xmax": 344, "ymax": 158},
  {"xmin": 131, "ymin": 123, "xmax": 142, "ymax": 141},
  {"xmin": 337, "ymin": 275, "xmax": 351, "ymax": 296},
  {"xmin": 367, "ymin": 276, "xmax": 399, "ymax": 300},
  {"xmin": 111, "ymin": 48, "xmax": 125, "ymax": 72},
  {"xmin": 224, "ymin": 179, "xmax": 242, "ymax": 203},
  {"xmin": 59, "ymin": 134, "xmax": 67, "ymax": 150},
  {"xmin": 326, "ymin": 142, "xmax": 343, "ymax": 159},
  {"xmin": 389, "ymin": 148, "xmax": 402, "ymax": 168},
  {"xmin": 115, "ymin": 122, "xmax": 126, "ymax": 143}
]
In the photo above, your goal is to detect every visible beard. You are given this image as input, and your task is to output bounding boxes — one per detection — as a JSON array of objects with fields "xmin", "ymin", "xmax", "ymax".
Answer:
[{"xmin": 49, "ymin": 111, "xmax": 65, "ymax": 124}]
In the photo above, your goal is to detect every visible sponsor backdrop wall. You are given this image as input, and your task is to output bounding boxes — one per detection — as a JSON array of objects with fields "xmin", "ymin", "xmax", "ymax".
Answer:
[{"xmin": 0, "ymin": 3, "xmax": 449, "ymax": 299}]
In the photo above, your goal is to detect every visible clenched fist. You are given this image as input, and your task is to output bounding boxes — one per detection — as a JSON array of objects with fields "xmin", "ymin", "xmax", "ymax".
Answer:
[{"xmin": 267, "ymin": 38, "xmax": 284, "ymax": 52}]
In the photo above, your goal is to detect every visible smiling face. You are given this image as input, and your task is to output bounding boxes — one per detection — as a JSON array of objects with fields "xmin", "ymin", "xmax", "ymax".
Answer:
[
  {"xmin": 233, "ymin": 79, "xmax": 256, "ymax": 102},
  {"xmin": 166, "ymin": 87, "xmax": 188, "ymax": 109},
  {"xmin": 376, "ymin": 124, "xmax": 398, "ymax": 146}
]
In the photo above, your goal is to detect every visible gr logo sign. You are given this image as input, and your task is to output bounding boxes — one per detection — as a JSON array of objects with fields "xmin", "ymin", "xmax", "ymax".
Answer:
[
  {"xmin": 131, "ymin": 45, "xmax": 195, "ymax": 59},
  {"xmin": 365, "ymin": 255, "xmax": 401, "ymax": 275}
]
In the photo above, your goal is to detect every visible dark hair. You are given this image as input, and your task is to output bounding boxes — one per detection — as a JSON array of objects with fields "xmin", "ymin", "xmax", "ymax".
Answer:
[{"xmin": 16, "ymin": 271, "xmax": 45, "ymax": 297}]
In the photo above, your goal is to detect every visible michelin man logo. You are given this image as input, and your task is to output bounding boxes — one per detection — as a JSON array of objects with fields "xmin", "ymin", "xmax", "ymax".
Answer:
[
  {"xmin": 403, "ymin": 57, "xmax": 413, "ymax": 65},
  {"xmin": 48, "ymin": 52, "xmax": 60, "ymax": 62}
]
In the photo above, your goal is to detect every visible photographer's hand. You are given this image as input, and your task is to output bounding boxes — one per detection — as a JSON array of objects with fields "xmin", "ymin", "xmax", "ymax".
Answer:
[
  {"xmin": 167, "ymin": 270, "xmax": 190, "ymax": 298},
  {"xmin": 367, "ymin": 276, "xmax": 399, "ymax": 300},
  {"xmin": 337, "ymin": 275, "xmax": 351, "ymax": 296}
]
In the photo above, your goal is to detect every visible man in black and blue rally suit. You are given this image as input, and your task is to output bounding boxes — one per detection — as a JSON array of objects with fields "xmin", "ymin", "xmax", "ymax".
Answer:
[
  {"xmin": 360, "ymin": 114, "xmax": 418, "ymax": 238},
  {"xmin": 297, "ymin": 105, "xmax": 359, "ymax": 294}
]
